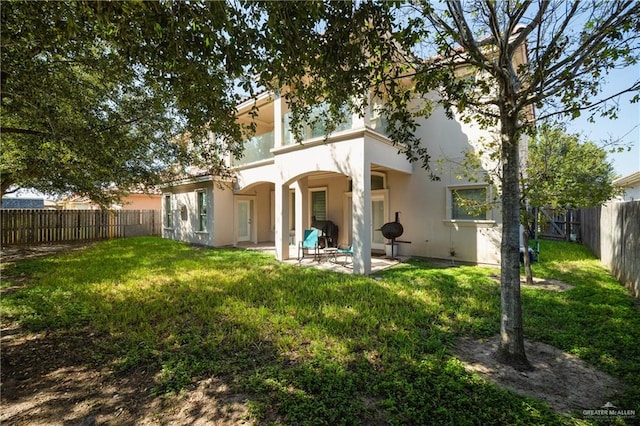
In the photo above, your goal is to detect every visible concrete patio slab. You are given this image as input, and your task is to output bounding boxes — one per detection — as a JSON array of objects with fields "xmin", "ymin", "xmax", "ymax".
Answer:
[{"xmin": 237, "ymin": 242, "xmax": 407, "ymax": 274}]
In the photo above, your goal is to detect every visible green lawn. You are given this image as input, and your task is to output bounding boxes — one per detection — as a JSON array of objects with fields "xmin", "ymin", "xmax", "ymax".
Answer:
[{"xmin": 2, "ymin": 237, "xmax": 638, "ymax": 425}]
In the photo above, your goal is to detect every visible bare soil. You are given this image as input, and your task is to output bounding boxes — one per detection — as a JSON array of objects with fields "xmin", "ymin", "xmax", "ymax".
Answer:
[
  {"xmin": 1, "ymin": 324, "xmax": 252, "ymax": 425},
  {"xmin": 1, "ymin": 244, "xmax": 622, "ymax": 424},
  {"xmin": 453, "ymin": 336, "xmax": 623, "ymax": 414},
  {"xmin": 489, "ymin": 273, "xmax": 575, "ymax": 292},
  {"xmin": 5, "ymin": 330, "xmax": 622, "ymax": 425}
]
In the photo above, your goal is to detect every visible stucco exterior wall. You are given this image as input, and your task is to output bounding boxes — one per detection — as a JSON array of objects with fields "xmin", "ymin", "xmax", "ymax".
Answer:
[
  {"xmin": 164, "ymin": 87, "xmax": 509, "ymax": 268},
  {"xmin": 230, "ymin": 105, "xmax": 503, "ymax": 265},
  {"xmin": 391, "ymin": 104, "xmax": 502, "ymax": 265},
  {"xmin": 162, "ymin": 180, "xmax": 234, "ymax": 247},
  {"xmin": 254, "ymin": 184, "xmax": 273, "ymax": 242},
  {"xmin": 212, "ymin": 184, "xmax": 235, "ymax": 246},
  {"xmin": 386, "ymin": 169, "xmax": 500, "ymax": 265}
]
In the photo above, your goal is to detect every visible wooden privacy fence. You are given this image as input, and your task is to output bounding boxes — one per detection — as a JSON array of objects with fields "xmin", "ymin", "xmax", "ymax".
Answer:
[
  {"xmin": 1, "ymin": 209, "xmax": 161, "ymax": 245},
  {"xmin": 581, "ymin": 201, "xmax": 640, "ymax": 298},
  {"xmin": 536, "ymin": 208, "xmax": 581, "ymax": 241}
]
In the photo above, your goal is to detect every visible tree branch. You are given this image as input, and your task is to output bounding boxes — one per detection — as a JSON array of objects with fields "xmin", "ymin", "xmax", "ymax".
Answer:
[
  {"xmin": 2, "ymin": 186, "xmax": 20, "ymax": 195},
  {"xmin": 536, "ymin": 81, "xmax": 640, "ymax": 121},
  {"xmin": 505, "ymin": 0, "xmax": 535, "ymax": 47},
  {"xmin": 528, "ymin": 3, "xmax": 637, "ymax": 100},
  {"xmin": 0, "ymin": 127, "xmax": 48, "ymax": 136}
]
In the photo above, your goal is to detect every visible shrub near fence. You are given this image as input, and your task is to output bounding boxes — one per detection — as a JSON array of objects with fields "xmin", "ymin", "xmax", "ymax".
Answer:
[
  {"xmin": 1, "ymin": 209, "xmax": 161, "ymax": 245},
  {"xmin": 581, "ymin": 201, "xmax": 640, "ymax": 298}
]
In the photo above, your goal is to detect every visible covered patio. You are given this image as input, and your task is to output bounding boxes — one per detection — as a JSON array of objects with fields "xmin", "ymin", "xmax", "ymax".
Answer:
[{"xmin": 238, "ymin": 242, "xmax": 408, "ymax": 274}]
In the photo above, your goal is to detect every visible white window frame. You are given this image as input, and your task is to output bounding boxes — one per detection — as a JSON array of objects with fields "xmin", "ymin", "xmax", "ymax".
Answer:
[
  {"xmin": 309, "ymin": 187, "xmax": 328, "ymax": 223},
  {"xmin": 196, "ymin": 189, "xmax": 208, "ymax": 232},
  {"xmin": 163, "ymin": 194, "xmax": 173, "ymax": 228},
  {"xmin": 347, "ymin": 171, "xmax": 387, "ymax": 192},
  {"xmin": 445, "ymin": 184, "xmax": 495, "ymax": 225}
]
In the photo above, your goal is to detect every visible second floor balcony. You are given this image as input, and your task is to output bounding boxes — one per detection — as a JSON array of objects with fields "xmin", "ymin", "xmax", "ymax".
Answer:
[
  {"xmin": 232, "ymin": 95, "xmax": 393, "ymax": 167},
  {"xmin": 233, "ymin": 131, "xmax": 275, "ymax": 166}
]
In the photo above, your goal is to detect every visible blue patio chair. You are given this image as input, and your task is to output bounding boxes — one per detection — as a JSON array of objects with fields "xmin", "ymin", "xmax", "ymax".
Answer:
[
  {"xmin": 337, "ymin": 243, "xmax": 353, "ymax": 266},
  {"xmin": 298, "ymin": 229, "xmax": 320, "ymax": 263}
]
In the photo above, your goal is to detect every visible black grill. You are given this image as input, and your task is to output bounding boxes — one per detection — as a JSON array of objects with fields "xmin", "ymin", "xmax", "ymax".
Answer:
[{"xmin": 379, "ymin": 212, "xmax": 403, "ymax": 258}]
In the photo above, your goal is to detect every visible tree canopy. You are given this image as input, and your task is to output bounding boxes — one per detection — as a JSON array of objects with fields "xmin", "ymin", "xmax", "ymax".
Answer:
[
  {"xmin": 518, "ymin": 121, "xmax": 618, "ymax": 286},
  {"xmin": 524, "ymin": 123, "xmax": 618, "ymax": 211},
  {"xmin": 1, "ymin": 1, "xmax": 254, "ymax": 205}
]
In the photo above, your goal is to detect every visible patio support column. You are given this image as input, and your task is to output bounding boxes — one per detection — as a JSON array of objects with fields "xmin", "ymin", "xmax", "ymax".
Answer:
[
  {"xmin": 275, "ymin": 181, "xmax": 290, "ymax": 260},
  {"xmin": 352, "ymin": 157, "xmax": 372, "ymax": 275},
  {"xmin": 294, "ymin": 177, "xmax": 308, "ymax": 245}
]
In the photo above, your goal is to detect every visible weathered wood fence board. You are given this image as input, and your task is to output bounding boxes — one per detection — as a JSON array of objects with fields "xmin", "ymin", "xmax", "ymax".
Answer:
[
  {"xmin": 581, "ymin": 201, "xmax": 640, "ymax": 298},
  {"xmin": 1, "ymin": 209, "xmax": 160, "ymax": 245}
]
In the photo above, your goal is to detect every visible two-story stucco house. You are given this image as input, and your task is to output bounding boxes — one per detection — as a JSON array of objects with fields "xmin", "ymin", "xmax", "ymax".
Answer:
[{"xmin": 161, "ymin": 85, "xmax": 513, "ymax": 274}]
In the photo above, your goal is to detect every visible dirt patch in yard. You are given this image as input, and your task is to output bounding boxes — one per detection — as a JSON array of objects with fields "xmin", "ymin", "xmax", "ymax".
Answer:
[
  {"xmin": 4, "ymin": 329, "xmax": 624, "ymax": 425},
  {"xmin": 0, "ymin": 325, "xmax": 253, "ymax": 425},
  {"xmin": 489, "ymin": 274, "xmax": 574, "ymax": 292},
  {"xmin": 453, "ymin": 335, "xmax": 623, "ymax": 414}
]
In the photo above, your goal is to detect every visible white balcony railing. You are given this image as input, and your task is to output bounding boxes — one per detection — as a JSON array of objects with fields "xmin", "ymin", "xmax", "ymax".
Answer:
[
  {"xmin": 233, "ymin": 131, "xmax": 275, "ymax": 166},
  {"xmin": 233, "ymin": 105, "xmax": 392, "ymax": 165},
  {"xmin": 369, "ymin": 115, "xmax": 391, "ymax": 138},
  {"xmin": 283, "ymin": 106, "xmax": 353, "ymax": 146}
]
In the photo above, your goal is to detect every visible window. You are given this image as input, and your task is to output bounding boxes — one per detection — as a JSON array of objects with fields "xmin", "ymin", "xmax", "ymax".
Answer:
[
  {"xmin": 310, "ymin": 189, "xmax": 327, "ymax": 221},
  {"xmin": 348, "ymin": 172, "xmax": 386, "ymax": 192},
  {"xmin": 164, "ymin": 194, "xmax": 173, "ymax": 227},
  {"xmin": 290, "ymin": 191, "xmax": 296, "ymax": 231},
  {"xmin": 371, "ymin": 174, "xmax": 385, "ymax": 190},
  {"xmin": 369, "ymin": 99, "xmax": 390, "ymax": 136},
  {"xmin": 197, "ymin": 190, "xmax": 207, "ymax": 231},
  {"xmin": 451, "ymin": 187, "xmax": 487, "ymax": 220}
]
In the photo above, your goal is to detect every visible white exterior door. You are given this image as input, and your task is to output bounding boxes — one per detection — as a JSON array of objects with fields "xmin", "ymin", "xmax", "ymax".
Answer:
[
  {"xmin": 237, "ymin": 200, "xmax": 251, "ymax": 242},
  {"xmin": 345, "ymin": 194, "xmax": 387, "ymax": 250},
  {"xmin": 371, "ymin": 197, "xmax": 386, "ymax": 250}
]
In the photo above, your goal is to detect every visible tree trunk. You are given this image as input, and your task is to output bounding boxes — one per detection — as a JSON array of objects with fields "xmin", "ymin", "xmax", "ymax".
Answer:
[{"xmin": 496, "ymin": 112, "xmax": 532, "ymax": 371}]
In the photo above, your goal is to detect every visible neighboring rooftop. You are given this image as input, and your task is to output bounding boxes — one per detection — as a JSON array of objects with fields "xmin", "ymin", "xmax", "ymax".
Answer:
[
  {"xmin": 1, "ymin": 198, "xmax": 46, "ymax": 209},
  {"xmin": 613, "ymin": 170, "xmax": 640, "ymax": 187},
  {"xmin": 612, "ymin": 170, "xmax": 640, "ymax": 202}
]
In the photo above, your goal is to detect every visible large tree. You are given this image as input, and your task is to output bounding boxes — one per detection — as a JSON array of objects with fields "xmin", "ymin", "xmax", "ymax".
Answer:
[
  {"xmin": 249, "ymin": 0, "xmax": 640, "ymax": 369},
  {"xmin": 524, "ymin": 123, "xmax": 619, "ymax": 212},
  {"xmin": 1, "ymin": 1, "xmax": 254, "ymax": 205}
]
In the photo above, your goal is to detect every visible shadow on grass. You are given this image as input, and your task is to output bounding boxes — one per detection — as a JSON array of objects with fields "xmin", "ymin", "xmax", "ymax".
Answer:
[
  {"xmin": 1, "ymin": 320, "xmax": 272, "ymax": 424},
  {"xmin": 3, "ymin": 237, "xmax": 633, "ymax": 424}
]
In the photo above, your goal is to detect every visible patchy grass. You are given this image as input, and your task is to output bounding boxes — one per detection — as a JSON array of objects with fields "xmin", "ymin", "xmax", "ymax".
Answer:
[
  {"xmin": 523, "ymin": 240, "xmax": 640, "ymax": 413},
  {"xmin": 2, "ymin": 237, "xmax": 638, "ymax": 424}
]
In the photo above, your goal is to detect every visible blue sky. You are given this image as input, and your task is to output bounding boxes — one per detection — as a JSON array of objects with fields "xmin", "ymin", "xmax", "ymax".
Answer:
[{"xmin": 565, "ymin": 64, "xmax": 640, "ymax": 178}]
